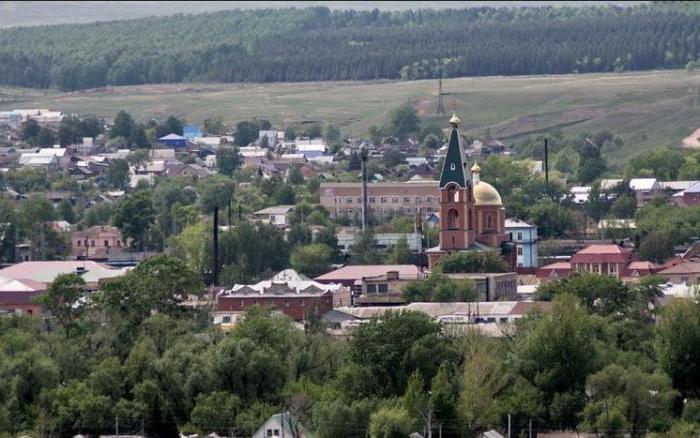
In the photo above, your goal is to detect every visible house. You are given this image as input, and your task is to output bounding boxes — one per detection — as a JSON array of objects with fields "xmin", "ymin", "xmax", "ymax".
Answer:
[
  {"xmin": 679, "ymin": 181, "xmax": 700, "ymax": 207},
  {"xmin": 252, "ymin": 413, "xmax": 311, "ymax": 438},
  {"xmin": 505, "ymin": 219, "xmax": 538, "ymax": 269},
  {"xmin": 0, "ymin": 260, "xmax": 129, "ymax": 290},
  {"xmin": 253, "ymin": 205, "xmax": 295, "ymax": 228},
  {"xmin": 470, "ymin": 138, "xmax": 507, "ymax": 156},
  {"xmin": 294, "ymin": 138, "xmax": 327, "ymax": 159},
  {"xmin": 656, "ymin": 261, "xmax": 700, "ymax": 286},
  {"xmin": 158, "ymin": 133, "xmax": 188, "ymax": 148},
  {"xmin": 164, "ymin": 163, "xmax": 215, "ymax": 178},
  {"xmin": 536, "ymin": 244, "xmax": 661, "ymax": 283},
  {"xmin": 600, "ymin": 179, "xmax": 624, "ymax": 191},
  {"xmin": 570, "ymin": 186, "xmax": 591, "ymax": 204},
  {"xmin": 19, "ymin": 152, "xmax": 60, "ymax": 170},
  {"xmin": 214, "ymin": 269, "xmax": 348, "ymax": 325},
  {"xmin": 629, "ymin": 178, "xmax": 660, "ymax": 206},
  {"xmin": 444, "ymin": 272, "xmax": 518, "ymax": 301},
  {"xmin": 258, "ymin": 130, "xmax": 279, "ymax": 146},
  {"xmin": 598, "ymin": 219, "xmax": 636, "ymax": 238},
  {"xmin": 315, "ymin": 265, "xmax": 425, "ymax": 298},
  {"xmin": 240, "ymin": 146, "xmax": 268, "ymax": 168},
  {"xmin": 353, "ymin": 270, "xmax": 418, "ymax": 306},
  {"xmin": 183, "ymin": 125, "xmax": 203, "ymax": 139},
  {"xmin": 71, "ymin": 226, "xmax": 128, "ymax": 260},
  {"xmin": 0, "ymin": 277, "xmax": 46, "ymax": 316},
  {"xmin": 75, "ymin": 137, "xmax": 99, "ymax": 155}
]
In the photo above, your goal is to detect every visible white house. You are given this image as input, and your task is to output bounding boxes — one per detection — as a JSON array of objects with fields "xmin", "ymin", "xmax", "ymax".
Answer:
[
  {"xmin": 253, "ymin": 205, "xmax": 295, "ymax": 228},
  {"xmin": 252, "ymin": 412, "xmax": 311, "ymax": 438},
  {"xmin": 629, "ymin": 178, "xmax": 660, "ymax": 206}
]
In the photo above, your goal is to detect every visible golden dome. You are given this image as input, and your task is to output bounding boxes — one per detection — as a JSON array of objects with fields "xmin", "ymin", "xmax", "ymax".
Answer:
[
  {"xmin": 471, "ymin": 163, "xmax": 481, "ymax": 173},
  {"xmin": 473, "ymin": 181, "xmax": 502, "ymax": 206},
  {"xmin": 449, "ymin": 113, "xmax": 460, "ymax": 128}
]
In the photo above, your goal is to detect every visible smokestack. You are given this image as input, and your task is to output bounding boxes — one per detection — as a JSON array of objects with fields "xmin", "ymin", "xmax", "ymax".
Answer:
[
  {"xmin": 213, "ymin": 206, "xmax": 219, "ymax": 286},
  {"xmin": 544, "ymin": 138, "xmax": 549, "ymax": 198},
  {"xmin": 360, "ymin": 146, "xmax": 369, "ymax": 233}
]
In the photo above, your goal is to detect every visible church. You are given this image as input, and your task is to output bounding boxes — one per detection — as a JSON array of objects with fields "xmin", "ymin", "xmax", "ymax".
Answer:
[{"xmin": 426, "ymin": 114, "xmax": 510, "ymax": 270}]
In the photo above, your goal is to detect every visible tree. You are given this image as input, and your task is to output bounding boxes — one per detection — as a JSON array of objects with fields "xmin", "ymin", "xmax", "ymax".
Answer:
[
  {"xmin": 369, "ymin": 404, "xmax": 413, "ymax": 438},
  {"xmin": 350, "ymin": 232, "xmax": 381, "ymax": 265},
  {"xmin": 190, "ymin": 392, "xmax": 241, "ymax": 435},
  {"xmin": 111, "ymin": 110, "xmax": 136, "ymax": 139},
  {"xmin": 198, "ymin": 176, "xmax": 235, "ymax": 214},
  {"xmin": 535, "ymin": 273, "xmax": 632, "ymax": 317},
  {"xmin": 35, "ymin": 127, "xmax": 56, "ymax": 147},
  {"xmin": 156, "ymin": 115, "xmax": 184, "ymax": 137},
  {"xmin": 290, "ymin": 243, "xmax": 334, "ymax": 277},
  {"xmin": 288, "ymin": 165, "xmax": 304, "ymax": 185},
  {"xmin": 388, "ymin": 236, "xmax": 412, "ymax": 264},
  {"xmin": 431, "ymin": 366, "xmax": 457, "ymax": 437},
  {"xmin": 105, "ymin": 159, "xmax": 129, "ymax": 189},
  {"xmin": 639, "ymin": 231, "xmax": 674, "ymax": 264},
  {"xmin": 436, "ymin": 251, "xmax": 508, "ymax": 273},
  {"xmin": 581, "ymin": 364, "xmax": 677, "ymax": 438},
  {"xmin": 390, "ymin": 103, "xmax": 420, "ymax": 138},
  {"xmin": 22, "ymin": 118, "xmax": 40, "ymax": 141},
  {"xmin": 113, "ymin": 191, "xmax": 156, "ymax": 250},
  {"xmin": 167, "ymin": 222, "xmax": 209, "ymax": 274},
  {"xmin": 459, "ymin": 330, "xmax": 507, "ymax": 434},
  {"xmin": 216, "ymin": 146, "xmax": 242, "ymax": 176},
  {"xmin": 33, "ymin": 273, "xmax": 85, "ymax": 333},
  {"xmin": 528, "ymin": 199, "xmax": 577, "ymax": 238},
  {"xmin": 203, "ymin": 116, "xmax": 226, "ymax": 135},
  {"xmin": 421, "ymin": 133, "xmax": 442, "ymax": 150},
  {"xmin": 324, "ymin": 123, "xmax": 341, "ymax": 143},
  {"xmin": 235, "ymin": 120, "xmax": 258, "ymax": 146},
  {"xmin": 58, "ymin": 199, "xmax": 75, "ymax": 223},
  {"xmin": 657, "ymin": 298, "xmax": 700, "ymax": 398},
  {"xmin": 312, "ymin": 399, "xmax": 376, "ymax": 438},
  {"xmin": 403, "ymin": 273, "xmax": 477, "ymax": 303}
]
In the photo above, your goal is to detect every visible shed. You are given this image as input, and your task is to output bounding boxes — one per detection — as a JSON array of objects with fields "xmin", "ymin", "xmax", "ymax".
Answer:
[{"xmin": 158, "ymin": 133, "xmax": 187, "ymax": 148}]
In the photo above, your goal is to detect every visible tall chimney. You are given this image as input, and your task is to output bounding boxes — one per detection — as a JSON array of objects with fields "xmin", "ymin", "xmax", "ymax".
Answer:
[
  {"xmin": 360, "ymin": 146, "xmax": 369, "ymax": 233},
  {"xmin": 213, "ymin": 206, "xmax": 219, "ymax": 286}
]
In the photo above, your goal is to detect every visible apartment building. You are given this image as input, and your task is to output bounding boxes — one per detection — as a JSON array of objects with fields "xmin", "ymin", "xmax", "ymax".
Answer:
[{"xmin": 319, "ymin": 181, "xmax": 440, "ymax": 218}]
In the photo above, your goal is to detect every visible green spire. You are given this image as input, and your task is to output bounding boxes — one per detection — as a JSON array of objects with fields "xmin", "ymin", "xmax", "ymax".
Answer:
[{"xmin": 439, "ymin": 119, "xmax": 467, "ymax": 188}]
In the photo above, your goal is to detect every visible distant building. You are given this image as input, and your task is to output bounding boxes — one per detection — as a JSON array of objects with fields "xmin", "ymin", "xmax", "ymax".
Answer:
[
  {"xmin": 252, "ymin": 413, "xmax": 311, "ymax": 438},
  {"xmin": 253, "ymin": 205, "xmax": 295, "ymax": 228},
  {"xmin": 444, "ymin": 272, "xmax": 518, "ymax": 301},
  {"xmin": 0, "ymin": 277, "xmax": 46, "ymax": 316},
  {"xmin": 629, "ymin": 178, "xmax": 660, "ymax": 206},
  {"xmin": 320, "ymin": 181, "xmax": 440, "ymax": 218},
  {"xmin": 570, "ymin": 186, "xmax": 591, "ymax": 204},
  {"xmin": 679, "ymin": 181, "xmax": 700, "ymax": 207},
  {"xmin": 158, "ymin": 133, "xmax": 187, "ymax": 148},
  {"xmin": 470, "ymin": 138, "xmax": 507, "ymax": 156},
  {"xmin": 0, "ymin": 260, "xmax": 129, "ymax": 290},
  {"xmin": 536, "ymin": 244, "xmax": 661, "ymax": 283},
  {"xmin": 214, "ymin": 270, "xmax": 348, "ymax": 325},
  {"xmin": 258, "ymin": 130, "xmax": 279, "ymax": 146},
  {"xmin": 336, "ymin": 229, "xmax": 423, "ymax": 254},
  {"xmin": 505, "ymin": 219, "xmax": 538, "ymax": 269},
  {"xmin": 71, "ymin": 226, "xmax": 128, "ymax": 260},
  {"xmin": 183, "ymin": 125, "xmax": 203, "ymax": 139}
]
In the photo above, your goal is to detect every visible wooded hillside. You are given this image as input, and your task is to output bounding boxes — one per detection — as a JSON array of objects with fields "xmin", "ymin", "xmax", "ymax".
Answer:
[{"xmin": 0, "ymin": 3, "xmax": 699, "ymax": 90}]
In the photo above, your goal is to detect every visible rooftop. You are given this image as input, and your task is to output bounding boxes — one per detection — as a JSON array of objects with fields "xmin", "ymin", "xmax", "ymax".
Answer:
[
  {"xmin": 315, "ymin": 264, "xmax": 423, "ymax": 282},
  {"xmin": 0, "ymin": 261, "xmax": 129, "ymax": 285}
]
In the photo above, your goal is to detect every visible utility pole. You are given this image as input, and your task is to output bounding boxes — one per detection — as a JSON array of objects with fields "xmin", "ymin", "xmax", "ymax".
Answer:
[
  {"xmin": 213, "ymin": 206, "xmax": 219, "ymax": 286},
  {"xmin": 508, "ymin": 413, "xmax": 511, "ymax": 438},
  {"xmin": 115, "ymin": 415, "xmax": 119, "ymax": 435},
  {"xmin": 360, "ymin": 146, "xmax": 369, "ymax": 234},
  {"xmin": 437, "ymin": 72, "xmax": 445, "ymax": 115},
  {"xmin": 544, "ymin": 138, "xmax": 550, "ymax": 199}
]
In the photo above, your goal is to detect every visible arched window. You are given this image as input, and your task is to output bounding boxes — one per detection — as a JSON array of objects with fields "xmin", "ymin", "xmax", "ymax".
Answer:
[
  {"xmin": 486, "ymin": 214, "xmax": 494, "ymax": 230},
  {"xmin": 468, "ymin": 209, "xmax": 473, "ymax": 230},
  {"xmin": 447, "ymin": 209, "xmax": 459, "ymax": 230}
]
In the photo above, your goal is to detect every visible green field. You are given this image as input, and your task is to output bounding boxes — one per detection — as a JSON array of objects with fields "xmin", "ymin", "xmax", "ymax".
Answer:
[{"xmin": 1, "ymin": 70, "xmax": 699, "ymax": 163}]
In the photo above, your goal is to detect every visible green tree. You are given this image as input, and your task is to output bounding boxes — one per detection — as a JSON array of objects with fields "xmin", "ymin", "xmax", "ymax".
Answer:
[
  {"xmin": 528, "ymin": 199, "xmax": 577, "ymax": 238},
  {"xmin": 190, "ymin": 392, "xmax": 241, "ymax": 434},
  {"xmin": 350, "ymin": 232, "xmax": 381, "ymax": 265},
  {"xmin": 390, "ymin": 103, "xmax": 420, "ymax": 138},
  {"xmin": 111, "ymin": 110, "xmax": 136, "ymax": 139},
  {"xmin": 235, "ymin": 120, "xmax": 258, "ymax": 146},
  {"xmin": 290, "ymin": 243, "xmax": 334, "ymax": 277},
  {"xmin": 216, "ymin": 146, "xmax": 242, "ymax": 176},
  {"xmin": 436, "ymin": 251, "xmax": 508, "ymax": 273},
  {"xmin": 403, "ymin": 273, "xmax": 477, "ymax": 303},
  {"xmin": 203, "ymin": 116, "xmax": 226, "ymax": 135},
  {"xmin": 113, "ymin": 191, "xmax": 156, "ymax": 250},
  {"xmin": 388, "ymin": 236, "xmax": 412, "ymax": 264},
  {"xmin": 535, "ymin": 273, "xmax": 632, "ymax": 317},
  {"xmin": 33, "ymin": 273, "xmax": 85, "ymax": 332},
  {"xmin": 105, "ymin": 158, "xmax": 130, "ymax": 189},
  {"xmin": 35, "ymin": 127, "xmax": 56, "ymax": 147},
  {"xmin": 288, "ymin": 165, "xmax": 304, "ymax": 185},
  {"xmin": 657, "ymin": 298, "xmax": 700, "ymax": 398},
  {"xmin": 369, "ymin": 404, "xmax": 413, "ymax": 438},
  {"xmin": 639, "ymin": 231, "xmax": 674, "ymax": 264},
  {"xmin": 167, "ymin": 222, "xmax": 209, "ymax": 274},
  {"xmin": 198, "ymin": 175, "xmax": 235, "ymax": 214},
  {"xmin": 58, "ymin": 198, "xmax": 76, "ymax": 223},
  {"xmin": 324, "ymin": 123, "xmax": 341, "ymax": 143},
  {"xmin": 22, "ymin": 118, "xmax": 40, "ymax": 141}
]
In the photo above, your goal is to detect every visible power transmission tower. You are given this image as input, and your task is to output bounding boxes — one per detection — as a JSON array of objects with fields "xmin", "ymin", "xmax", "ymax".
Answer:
[{"xmin": 437, "ymin": 72, "xmax": 445, "ymax": 115}]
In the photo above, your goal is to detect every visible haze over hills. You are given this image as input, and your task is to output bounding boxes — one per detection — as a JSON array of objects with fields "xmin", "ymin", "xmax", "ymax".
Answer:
[{"xmin": 0, "ymin": 1, "xmax": 644, "ymax": 28}]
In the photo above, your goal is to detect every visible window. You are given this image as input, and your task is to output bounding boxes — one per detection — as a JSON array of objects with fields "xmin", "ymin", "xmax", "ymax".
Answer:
[
  {"xmin": 377, "ymin": 284, "xmax": 389, "ymax": 293},
  {"xmin": 517, "ymin": 247, "xmax": 523, "ymax": 256},
  {"xmin": 415, "ymin": 196, "xmax": 422, "ymax": 203},
  {"xmin": 117, "ymin": 240, "xmax": 121, "ymax": 247},
  {"xmin": 267, "ymin": 430, "xmax": 273, "ymax": 437},
  {"xmin": 300, "ymin": 299, "xmax": 305, "ymax": 307},
  {"xmin": 104, "ymin": 240, "xmax": 109, "ymax": 247},
  {"xmin": 240, "ymin": 300, "xmax": 244, "ymax": 307},
  {"xmin": 426, "ymin": 196, "xmax": 434, "ymax": 203},
  {"xmin": 346, "ymin": 197, "xmax": 353, "ymax": 204},
  {"xmin": 284, "ymin": 300, "xmax": 290, "ymax": 307},
  {"xmin": 486, "ymin": 215, "xmax": 493, "ymax": 230},
  {"xmin": 450, "ymin": 163, "xmax": 456, "ymax": 170},
  {"xmin": 370, "ymin": 197, "xmax": 376, "ymax": 203},
  {"xmin": 404, "ymin": 197, "xmax": 410, "ymax": 204},
  {"xmin": 222, "ymin": 316, "xmax": 231, "ymax": 324},
  {"xmin": 274, "ymin": 430, "xmax": 280, "ymax": 437},
  {"xmin": 366, "ymin": 284, "xmax": 377, "ymax": 294},
  {"xmin": 380, "ymin": 197, "xmax": 387, "ymax": 203},
  {"xmin": 77, "ymin": 240, "xmax": 81, "ymax": 247},
  {"xmin": 609, "ymin": 264, "xmax": 618, "ymax": 276},
  {"xmin": 682, "ymin": 277, "xmax": 690, "ymax": 285},
  {"xmin": 91, "ymin": 240, "xmax": 96, "ymax": 247},
  {"xmin": 447, "ymin": 185, "xmax": 458, "ymax": 202},
  {"xmin": 447, "ymin": 209, "xmax": 459, "ymax": 230},
  {"xmin": 357, "ymin": 197, "xmax": 363, "ymax": 203},
  {"xmin": 517, "ymin": 232, "xmax": 523, "ymax": 241},
  {"xmin": 592, "ymin": 264, "xmax": 600, "ymax": 274},
  {"xmin": 392, "ymin": 197, "xmax": 399, "ymax": 204}
]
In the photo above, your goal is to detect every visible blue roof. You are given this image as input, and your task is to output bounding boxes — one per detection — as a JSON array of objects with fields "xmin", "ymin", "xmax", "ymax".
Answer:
[{"xmin": 159, "ymin": 133, "xmax": 187, "ymax": 141}]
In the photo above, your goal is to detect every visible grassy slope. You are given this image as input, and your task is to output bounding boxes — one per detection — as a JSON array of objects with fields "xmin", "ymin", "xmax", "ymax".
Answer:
[{"xmin": 1, "ymin": 70, "xmax": 698, "ymax": 163}]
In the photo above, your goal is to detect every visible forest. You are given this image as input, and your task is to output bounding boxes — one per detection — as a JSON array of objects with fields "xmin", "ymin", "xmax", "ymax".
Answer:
[{"xmin": 1, "ymin": 2, "xmax": 700, "ymax": 90}]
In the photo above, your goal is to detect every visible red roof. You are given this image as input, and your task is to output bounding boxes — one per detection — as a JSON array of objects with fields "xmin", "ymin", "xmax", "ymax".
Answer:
[
  {"xmin": 572, "ymin": 244, "xmax": 631, "ymax": 264},
  {"xmin": 535, "ymin": 262, "xmax": 572, "ymax": 278},
  {"xmin": 627, "ymin": 261, "xmax": 658, "ymax": 271}
]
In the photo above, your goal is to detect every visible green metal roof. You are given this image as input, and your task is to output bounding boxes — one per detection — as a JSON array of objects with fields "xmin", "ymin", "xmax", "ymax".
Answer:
[{"xmin": 439, "ymin": 127, "xmax": 467, "ymax": 188}]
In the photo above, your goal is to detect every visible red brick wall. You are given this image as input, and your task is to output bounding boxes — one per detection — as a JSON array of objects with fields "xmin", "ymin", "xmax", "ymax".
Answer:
[{"xmin": 217, "ymin": 294, "xmax": 333, "ymax": 321}]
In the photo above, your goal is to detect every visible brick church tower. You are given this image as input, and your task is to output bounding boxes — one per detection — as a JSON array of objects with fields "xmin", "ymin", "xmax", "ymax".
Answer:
[{"xmin": 427, "ymin": 114, "xmax": 475, "ymax": 269}]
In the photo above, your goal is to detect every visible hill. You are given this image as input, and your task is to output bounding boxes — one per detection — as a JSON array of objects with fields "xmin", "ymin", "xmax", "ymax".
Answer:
[
  {"xmin": 2, "ymin": 70, "xmax": 698, "ymax": 165},
  {"xmin": 0, "ymin": 4, "xmax": 697, "ymax": 90}
]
